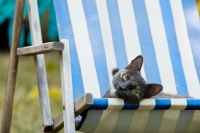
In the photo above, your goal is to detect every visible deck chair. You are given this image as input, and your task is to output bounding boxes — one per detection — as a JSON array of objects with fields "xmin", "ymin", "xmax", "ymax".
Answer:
[{"xmin": 52, "ymin": 0, "xmax": 200, "ymax": 132}]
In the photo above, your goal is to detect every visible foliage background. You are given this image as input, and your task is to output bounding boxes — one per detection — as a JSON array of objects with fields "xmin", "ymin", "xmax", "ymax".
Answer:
[
  {"xmin": 0, "ymin": 51, "xmax": 64, "ymax": 132},
  {"xmin": 0, "ymin": 0, "xmax": 58, "ymax": 48}
]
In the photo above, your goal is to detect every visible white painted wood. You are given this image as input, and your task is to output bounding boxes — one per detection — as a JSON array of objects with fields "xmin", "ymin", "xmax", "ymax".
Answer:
[
  {"xmin": 169, "ymin": 99, "xmax": 187, "ymax": 110},
  {"xmin": 27, "ymin": 0, "xmax": 52, "ymax": 131},
  {"xmin": 106, "ymin": 99, "xmax": 124, "ymax": 110},
  {"xmin": 60, "ymin": 39, "xmax": 75, "ymax": 133},
  {"xmin": 138, "ymin": 99, "xmax": 156, "ymax": 110}
]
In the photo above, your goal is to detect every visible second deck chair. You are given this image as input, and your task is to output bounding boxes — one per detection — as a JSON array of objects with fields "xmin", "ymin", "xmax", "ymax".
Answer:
[{"xmin": 53, "ymin": 0, "xmax": 200, "ymax": 132}]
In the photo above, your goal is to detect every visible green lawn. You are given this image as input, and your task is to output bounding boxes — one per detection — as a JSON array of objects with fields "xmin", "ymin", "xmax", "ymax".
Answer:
[{"xmin": 0, "ymin": 50, "xmax": 64, "ymax": 132}]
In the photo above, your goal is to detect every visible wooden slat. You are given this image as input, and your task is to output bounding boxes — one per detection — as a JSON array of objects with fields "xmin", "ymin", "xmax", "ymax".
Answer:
[
  {"xmin": 38, "ymin": 93, "xmax": 93, "ymax": 133},
  {"xmin": 74, "ymin": 93, "xmax": 93, "ymax": 117},
  {"xmin": 50, "ymin": 113, "xmax": 64, "ymax": 133},
  {"xmin": 38, "ymin": 113, "xmax": 63, "ymax": 133},
  {"xmin": 17, "ymin": 42, "xmax": 64, "ymax": 56}
]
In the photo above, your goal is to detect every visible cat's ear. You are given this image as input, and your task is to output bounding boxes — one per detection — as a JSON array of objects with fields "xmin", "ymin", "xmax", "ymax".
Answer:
[
  {"xmin": 112, "ymin": 68, "xmax": 119, "ymax": 76},
  {"xmin": 126, "ymin": 55, "xmax": 143, "ymax": 72},
  {"xmin": 144, "ymin": 84, "xmax": 163, "ymax": 98}
]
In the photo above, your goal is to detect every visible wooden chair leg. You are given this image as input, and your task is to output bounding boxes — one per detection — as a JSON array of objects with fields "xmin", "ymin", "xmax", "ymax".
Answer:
[
  {"xmin": 1, "ymin": 0, "xmax": 24, "ymax": 133},
  {"xmin": 27, "ymin": 0, "xmax": 53, "ymax": 131}
]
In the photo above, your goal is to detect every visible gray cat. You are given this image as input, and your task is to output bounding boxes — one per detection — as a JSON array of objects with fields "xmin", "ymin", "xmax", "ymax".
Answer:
[{"xmin": 103, "ymin": 55, "xmax": 191, "ymax": 104}]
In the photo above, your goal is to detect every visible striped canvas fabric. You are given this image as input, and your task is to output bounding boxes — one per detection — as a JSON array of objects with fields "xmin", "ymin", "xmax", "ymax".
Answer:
[
  {"xmin": 77, "ymin": 98, "xmax": 200, "ymax": 132},
  {"xmin": 53, "ymin": 0, "xmax": 200, "ymax": 132}
]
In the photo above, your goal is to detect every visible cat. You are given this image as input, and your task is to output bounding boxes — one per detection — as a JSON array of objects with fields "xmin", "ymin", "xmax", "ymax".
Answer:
[{"xmin": 103, "ymin": 55, "xmax": 191, "ymax": 104}]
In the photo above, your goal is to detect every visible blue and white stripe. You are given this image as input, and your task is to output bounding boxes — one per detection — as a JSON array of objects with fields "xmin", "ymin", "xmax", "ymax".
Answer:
[
  {"xmin": 53, "ymin": 0, "xmax": 200, "ymax": 131},
  {"xmin": 145, "ymin": 0, "xmax": 176, "ymax": 94},
  {"xmin": 117, "ymin": 0, "xmax": 146, "ymax": 78},
  {"xmin": 54, "ymin": 0, "xmax": 200, "ymax": 99},
  {"xmin": 170, "ymin": 0, "xmax": 200, "ymax": 98},
  {"xmin": 77, "ymin": 98, "xmax": 200, "ymax": 132}
]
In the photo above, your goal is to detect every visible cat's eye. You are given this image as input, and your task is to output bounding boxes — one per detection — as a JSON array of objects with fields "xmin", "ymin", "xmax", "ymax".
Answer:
[
  {"xmin": 122, "ymin": 74, "xmax": 127, "ymax": 81},
  {"xmin": 132, "ymin": 89, "xmax": 138, "ymax": 94},
  {"xmin": 129, "ymin": 85, "xmax": 138, "ymax": 94}
]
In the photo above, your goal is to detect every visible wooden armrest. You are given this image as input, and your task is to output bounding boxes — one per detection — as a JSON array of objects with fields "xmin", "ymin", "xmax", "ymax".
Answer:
[
  {"xmin": 74, "ymin": 93, "xmax": 93, "ymax": 117},
  {"xmin": 17, "ymin": 42, "xmax": 64, "ymax": 56}
]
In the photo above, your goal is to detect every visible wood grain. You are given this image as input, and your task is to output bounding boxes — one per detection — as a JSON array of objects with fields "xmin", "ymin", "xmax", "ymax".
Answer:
[{"xmin": 17, "ymin": 42, "xmax": 64, "ymax": 56}]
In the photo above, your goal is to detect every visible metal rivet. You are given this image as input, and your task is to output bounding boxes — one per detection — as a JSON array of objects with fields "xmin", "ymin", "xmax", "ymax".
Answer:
[
  {"xmin": 63, "ymin": 105, "xmax": 65, "ymax": 110},
  {"xmin": 20, "ymin": 49, "xmax": 22, "ymax": 53},
  {"xmin": 45, "ymin": 45, "xmax": 48, "ymax": 48}
]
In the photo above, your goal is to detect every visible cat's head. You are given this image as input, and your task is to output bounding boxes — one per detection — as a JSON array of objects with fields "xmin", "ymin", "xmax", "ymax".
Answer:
[{"xmin": 112, "ymin": 55, "xmax": 163, "ymax": 104}]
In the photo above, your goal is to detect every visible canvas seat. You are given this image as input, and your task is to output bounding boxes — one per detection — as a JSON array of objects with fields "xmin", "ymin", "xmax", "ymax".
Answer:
[{"xmin": 52, "ymin": 0, "xmax": 200, "ymax": 132}]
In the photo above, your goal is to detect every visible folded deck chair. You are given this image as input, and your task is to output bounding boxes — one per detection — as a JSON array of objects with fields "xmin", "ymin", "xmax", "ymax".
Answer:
[{"xmin": 53, "ymin": 0, "xmax": 200, "ymax": 132}]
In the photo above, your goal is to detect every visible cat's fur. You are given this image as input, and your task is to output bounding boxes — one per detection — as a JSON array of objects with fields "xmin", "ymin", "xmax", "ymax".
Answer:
[{"xmin": 103, "ymin": 55, "xmax": 191, "ymax": 104}]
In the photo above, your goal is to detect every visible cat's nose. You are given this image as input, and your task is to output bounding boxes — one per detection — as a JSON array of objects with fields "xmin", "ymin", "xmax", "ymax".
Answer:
[{"xmin": 119, "ymin": 83, "xmax": 126, "ymax": 90}]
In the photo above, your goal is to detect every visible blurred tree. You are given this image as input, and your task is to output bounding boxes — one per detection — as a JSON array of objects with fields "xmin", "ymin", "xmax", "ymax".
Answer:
[
  {"xmin": 0, "ymin": 19, "xmax": 9, "ymax": 49},
  {"xmin": 0, "ymin": 0, "xmax": 58, "ymax": 48}
]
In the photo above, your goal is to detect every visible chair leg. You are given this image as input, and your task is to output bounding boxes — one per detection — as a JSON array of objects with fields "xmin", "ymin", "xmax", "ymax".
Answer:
[
  {"xmin": 27, "ymin": 0, "xmax": 53, "ymax": 131},
  {"xmin": 60, "ymin": 39, "xmax": 75, "ymax": 133},
  {"xmin": 1, "ymin": 0, "xmax": 24, "ymax": 133}
]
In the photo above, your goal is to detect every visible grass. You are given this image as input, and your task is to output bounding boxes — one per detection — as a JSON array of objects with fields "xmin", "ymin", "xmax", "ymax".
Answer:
[{"xmin": 0, "ymin": 50, "xmax": 64, "ymax": 132}]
